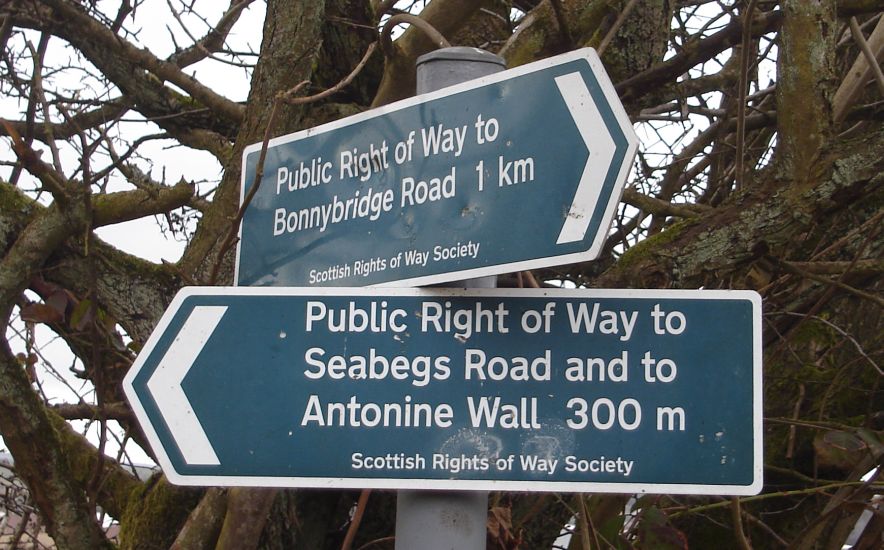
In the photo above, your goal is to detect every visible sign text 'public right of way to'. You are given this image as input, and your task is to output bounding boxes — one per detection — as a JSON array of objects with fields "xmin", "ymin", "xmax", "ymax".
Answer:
[
  {"xmin": 124, "ymin": 287, "xmax": 762, "ymax": 495},
  {"xmin": 236, "ymin": 48, "xmax": 637, "ymax": 287}
]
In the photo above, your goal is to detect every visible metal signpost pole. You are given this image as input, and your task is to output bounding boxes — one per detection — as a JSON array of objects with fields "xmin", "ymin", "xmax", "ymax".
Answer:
[{"xmin": 394, "ymin": 47, "xmax": 505, "ymax": 550}]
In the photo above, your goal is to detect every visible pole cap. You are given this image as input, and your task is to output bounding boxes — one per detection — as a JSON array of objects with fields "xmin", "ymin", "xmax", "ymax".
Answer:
[
  {"xmin": 416, "ymin": 46, "xmax": 506, "ymax": 68},
  {"xmin": 416, "ymin": 47, "xmax": 506, "ymax": 94}
]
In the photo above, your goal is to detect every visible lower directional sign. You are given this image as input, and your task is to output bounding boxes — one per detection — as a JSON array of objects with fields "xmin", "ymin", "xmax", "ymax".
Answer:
[{"xmin": 124, "ymin": 287, "xmax": 762, "ymax": 495}]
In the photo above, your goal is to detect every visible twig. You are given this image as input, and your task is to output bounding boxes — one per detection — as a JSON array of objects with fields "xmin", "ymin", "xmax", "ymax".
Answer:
[
  {"xmin": 549, "ymin": 0, "xmax": 574, "ymax": 49},
  {"xmin": 30, "ymin": 34, "xmax": 65, "ymax": 174},
  {"xmin": 786, "ymin": 383, "xmax": 805, "ymax": 459},
  {"xmin": 521, "ymin": 271, "xmax": 541, "ymax": 288},
  {"xmin": 110, "ymin": 0, "xmax": 132, "ymax": 32},
  {"xmin": 167, "ymin": 0, "xmax": 258, "ymax": 68},
  {"xmin": 615, "ymin": 10, "xmax": 782, "ymax": 97},
  {"xmin": 375, "ymin": 0, "xmax": 398, "ymax": 19},
  {"xmin": 9, "ymin": 504, "xmax": 32, "ymax": 548},
  {"xmin": 207, "ymin": 40, "xmax": 378, "ymax": 285},
  {"xmin": 622, "ymin": 187, "xmax": 711, "ymax": 218},
  {"xmin": 834, "ymin": 16, "xmax": 884, "ymax": 122},
  {"xmin": 779, "ymin": 205, "xmax": 881, "ymax": 347},
  {"xmin": 355, "ymin": 536, "xmax": 395, "ymax": 550},
  {"xmin": 670, "ymin": 481, "xmax": 879, "ymax": 517},
  {"xmin": 735, "ymin": 0, "xmax": 757, "ymax": 192},
  {"xmin": 51, "ymin": 402, "xmax": 133, "ymax": 421},
  {"xmin": 767, "ymin": 312, "xmax": 883, "ymax": 376},
  {"xmin": 1, "ymin": 118, "xmax": 72, "ymax": 203},
  {"xmin": 206, "ymin": 96, "xmax": 286, "ymax": 285},
  {"xmin": 731, "ymin": 497, "xmax": 753, "ymax": 550},
  {"xmin": 765, "ymin": 416, "xmax": 859, "ymax": 432},
  {"xmin": 740, "ymin": 508, "xmax": 789, "ymax": 547},
  {"xmin": 381, "ymin": 13, "xmax": 450, "ymax": 58},
  {"xmin": 849, "ymin": 16, "xmax": 884, "ymax": 96},
  {"xmin": 783, "ymin": 259, "xmax": 884, "ymax": 275},
  {"xmin": 809, "ymin": 210, "xmax": 884, "ymax": 262},
  {"xmin": 341, "ymin": 490, "xmax": 372, "ymax": 550},
  {"xmin": 281, "ymin": 42, "xmax": 377, "ymax": 105},
  {"xmin": 598, "ymin": 0, "xmax": 639, "ymax": 56},
  {"xmin": 764, "ymin": 464, "xmax": 841, "ymax": 485},
  {"xmin": 773, "ymin": 257, "xmax": 884, "ymax": 309},
  {"xmin": 576, "ymin": 496, "xmax": 599, "ymax": 550}
]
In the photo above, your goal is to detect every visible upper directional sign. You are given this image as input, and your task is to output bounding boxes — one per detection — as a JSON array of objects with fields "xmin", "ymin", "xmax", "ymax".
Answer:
[
  {"xmin": 236, "ymin": 48, "xmax": 638, "ymax": 287},
  {"xmin": 123, "ymin": 286, "xmax": 762, "ymax": 495}
]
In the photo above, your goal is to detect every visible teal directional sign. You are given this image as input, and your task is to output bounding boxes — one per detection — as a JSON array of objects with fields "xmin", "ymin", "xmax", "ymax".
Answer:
[
  {"xmin": 124, "ymin": 287, "xmax": 762, "ymax": 494},
  {"xmin": 235, "ymin": 48, "xmax": 638, "ymax": 287}
]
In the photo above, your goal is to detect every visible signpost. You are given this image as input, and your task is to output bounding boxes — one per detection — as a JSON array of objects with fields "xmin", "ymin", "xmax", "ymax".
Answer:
[
  {"xmin": 235, "ymin": 48, "xmax": 638, "ymax": 287},
  {"xmin": 123, "ymin": 287, "xmax": 762, "ymax": 495},
  {"xmin": 122, "ymin": 47, "xmax": 763, "ymax": 550}
]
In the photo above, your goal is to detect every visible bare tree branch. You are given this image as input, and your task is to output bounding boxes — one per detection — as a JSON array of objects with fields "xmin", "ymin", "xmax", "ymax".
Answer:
[{"xmin": 168, "ymin": 0, "xmax": 257, "ymax": 68}]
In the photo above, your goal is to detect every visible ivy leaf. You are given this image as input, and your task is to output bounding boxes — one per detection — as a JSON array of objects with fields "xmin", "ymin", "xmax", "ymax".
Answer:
[
  {"xmin": 636, "ymin": 507, "xmax": 687, "ymax": 550},
  {"xmin": 70, "ymin": 298, "xmax": 94, "ymax": 331}
]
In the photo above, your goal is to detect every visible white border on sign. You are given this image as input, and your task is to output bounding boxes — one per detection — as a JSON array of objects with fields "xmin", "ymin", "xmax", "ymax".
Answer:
[
  {"xmin": 123, "ymin": 287, "xmax": 763, "ymax": 496},
  {"xmin": 233, "ymin": 48, "xmax": 639, "ymax": 288}
]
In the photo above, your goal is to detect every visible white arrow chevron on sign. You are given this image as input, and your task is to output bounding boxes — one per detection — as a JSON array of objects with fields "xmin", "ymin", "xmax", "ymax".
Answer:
[
  {"xmin": 146, "ymin": 305, "xmax": 227, "ymax": 466},
  {"xmin": 554, "ymin": 71, "xmax": 618, "ymax": 245}
]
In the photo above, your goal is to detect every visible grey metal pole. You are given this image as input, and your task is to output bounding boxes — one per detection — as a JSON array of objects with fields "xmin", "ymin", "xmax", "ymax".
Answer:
[{"xmin": 394, "ymin": 47, "xmax": 506, "ymax": 550}]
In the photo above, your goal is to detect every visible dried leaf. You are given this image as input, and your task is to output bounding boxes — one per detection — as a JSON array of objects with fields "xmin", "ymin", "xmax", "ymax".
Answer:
[
  {"xmin": 823, "ymin": 430, "xmax": 868, "ymax": 452},
  {"xmin": 487, "ymin": 506, "xmax": 521, "ymax": 550},
  {"xmin": 46, "ymin": 289, "xmax": 74, "ymax": 317},
  {"xmin": 814, "ymin": 429, "xmax": 869, "ymax": 471},
  {"xmin": 20, "ymin": 302, "xmax": 64, "ymax": 324}
]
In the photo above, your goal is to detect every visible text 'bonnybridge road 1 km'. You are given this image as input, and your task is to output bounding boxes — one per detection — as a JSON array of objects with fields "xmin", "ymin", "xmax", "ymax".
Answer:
[{"xmin": 236, "ymin": 48, "xmax": 637, "ymax": 287}]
